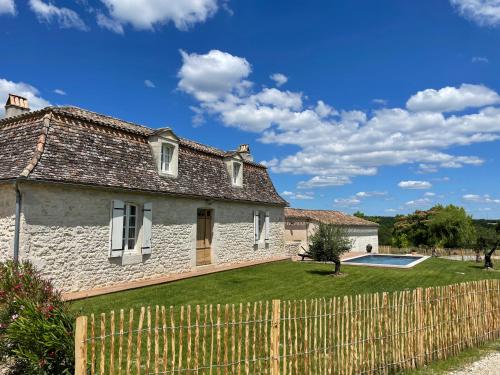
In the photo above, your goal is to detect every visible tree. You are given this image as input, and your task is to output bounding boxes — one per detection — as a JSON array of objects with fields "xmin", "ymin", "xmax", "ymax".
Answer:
[
  {"xmin": 477, "ymin": 222, "xmax": 500, "ymax": 269},
  {"xmin": 391, "ymin": 205, "xmax": 476, "ymax": 252},
  {"xmin": 309, "ymin": 223, "xmax": 353, "ymax": 275},
  {"xmin": 427, "ymin": 205, "xmax": 476, "ymax": 249},
  {"xmin": 353, "ymin": 211, "xmax": 366, "ymax": 219}
]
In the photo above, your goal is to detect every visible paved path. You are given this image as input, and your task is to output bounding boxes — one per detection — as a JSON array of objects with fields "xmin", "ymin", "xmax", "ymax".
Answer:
[{"xmin": 449, "ymin": 352, "xmax": 500, "ymax": 375}]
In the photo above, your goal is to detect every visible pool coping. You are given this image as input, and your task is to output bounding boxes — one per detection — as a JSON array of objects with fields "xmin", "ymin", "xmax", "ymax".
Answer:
[{"xmin": 341, "ymin": 253, "xmax": 431, "ymax": 269}]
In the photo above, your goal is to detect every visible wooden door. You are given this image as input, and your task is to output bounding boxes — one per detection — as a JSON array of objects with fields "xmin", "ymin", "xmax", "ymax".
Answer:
[{"xmin": 196, "ymin": 209, "xmax": 213, "ymax": 266}]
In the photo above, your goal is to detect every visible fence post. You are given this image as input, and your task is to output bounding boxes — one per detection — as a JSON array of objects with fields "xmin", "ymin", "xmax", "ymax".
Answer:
[
  {"xmin": 75, "ymin": 315, "xmax": 88, "ymax": 375},
  {"xmin": 270, "ymin": 299, "xmax": 281, "ymax": 375}
]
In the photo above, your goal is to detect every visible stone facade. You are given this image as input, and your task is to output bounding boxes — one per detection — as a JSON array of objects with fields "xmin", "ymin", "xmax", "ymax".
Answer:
[
  {"xmin": 11, "ymin": 183, "xmax": 285, "ymax": 292},
  {"xmin": 0, "ymin": 184, "xmax": 15, "ymax": 261},
  {"xmin": 285, "ymin": 222, "xmax": 378, "ymax": 253}
]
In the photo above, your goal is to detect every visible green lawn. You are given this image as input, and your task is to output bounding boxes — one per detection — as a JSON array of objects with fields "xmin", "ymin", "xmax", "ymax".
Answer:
[{"xmin": 71, "ymin": 258, "xmax": 500, "ymax": 316}]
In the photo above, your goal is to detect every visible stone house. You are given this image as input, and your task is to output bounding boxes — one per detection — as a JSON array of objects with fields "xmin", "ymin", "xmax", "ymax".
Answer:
[
  {"xmin": 284, "ymin": 208, "xmax": 379, "ymax": 253},
  {"xmin": 0, "ymin": 95, "xmax": 287, "ymax": 293}
]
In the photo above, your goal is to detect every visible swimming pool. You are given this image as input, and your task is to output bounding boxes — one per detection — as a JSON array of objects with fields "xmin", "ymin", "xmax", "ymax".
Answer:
[{"xmin": 342, "ymin": 254, "xmax": 430, "ymax": 268}]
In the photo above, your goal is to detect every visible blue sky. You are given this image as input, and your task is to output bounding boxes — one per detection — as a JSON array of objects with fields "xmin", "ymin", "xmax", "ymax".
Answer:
[{"xmin": 2, "ymin": 0, "xmax": 500, "ymax": 218}]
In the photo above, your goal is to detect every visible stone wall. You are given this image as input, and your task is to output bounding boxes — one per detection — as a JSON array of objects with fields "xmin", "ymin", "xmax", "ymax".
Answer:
[
  {"xmin": 285, "ymin": 222, "xmax": 379, "ymax": 253},
  {"xmin": 0, "ymin": 184, "xmax": 15, "ymax": 261},
  {"xmin": 19, "ymin": 183, "xmax": 285, "ymax": 292}
]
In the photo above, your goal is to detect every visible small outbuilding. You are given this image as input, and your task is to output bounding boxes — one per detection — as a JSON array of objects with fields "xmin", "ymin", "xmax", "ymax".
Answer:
[{"xmin": 284, "ymin": 208, "xmax": 379, "ymax": 253}]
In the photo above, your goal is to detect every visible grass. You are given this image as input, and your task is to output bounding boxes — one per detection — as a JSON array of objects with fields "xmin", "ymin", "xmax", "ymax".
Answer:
[
  {"xmin": 404, "ymin": 340, "xmax": 500, "ymax": 374},
  {"xmin": 70, "ymin": 257, "xmax": 500, "ymax": 316}
]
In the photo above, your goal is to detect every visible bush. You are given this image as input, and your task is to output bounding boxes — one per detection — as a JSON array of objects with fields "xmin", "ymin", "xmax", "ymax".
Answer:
[{"xmin": 0, "ymin": 260, "xmax": 74, "ymax": 374}]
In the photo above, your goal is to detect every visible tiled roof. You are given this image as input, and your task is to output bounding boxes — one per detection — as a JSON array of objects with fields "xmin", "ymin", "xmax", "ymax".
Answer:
[
  {"xmin": 0, "ymin": 106, "xmax": 287, "ymax": 206},
  {"xmin": 284, "ymin": 208, "xmax": 378, "ymax": 227}
]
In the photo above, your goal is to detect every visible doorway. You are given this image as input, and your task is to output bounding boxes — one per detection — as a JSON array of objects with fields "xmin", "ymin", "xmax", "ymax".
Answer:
[{"xmin": 196, "ymin": 209, "xmax": 213, "ymax": 266}]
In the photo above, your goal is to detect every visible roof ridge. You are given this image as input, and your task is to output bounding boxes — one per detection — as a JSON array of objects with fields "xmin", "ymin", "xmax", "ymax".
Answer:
[{"xmin": 20, "ymin": 113, "xmax": 52, "ymax": 178}]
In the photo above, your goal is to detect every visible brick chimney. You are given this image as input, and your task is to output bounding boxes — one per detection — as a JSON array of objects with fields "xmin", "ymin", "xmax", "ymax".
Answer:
[
  {"xmin": 5, "ymin": 94, "xmax": 30, "ymax": 118},
  {"xmin": 237, "ymin": 144, "xmax": 253, "ymax": 161}
]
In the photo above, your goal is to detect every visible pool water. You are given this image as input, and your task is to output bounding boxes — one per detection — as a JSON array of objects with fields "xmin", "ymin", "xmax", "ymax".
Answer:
[{"xmin": 343, "ymin": 254, "xmax": 426, "ymax": 268}]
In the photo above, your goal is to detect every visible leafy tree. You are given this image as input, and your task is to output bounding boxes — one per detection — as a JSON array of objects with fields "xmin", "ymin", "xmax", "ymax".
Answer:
[
  {"xmin": 391, "ymin": 205, "xmax": 476, "ymax": 251},
  {"xmin": 391, "ymin": 233, "xmax": 410, "ymax": 248},
  {"xmin": 309, "ymin": 223, "xmax": 353, "ymax": 275},
  {"xmin": 353, "ymin": 211, "xmax": 366, "ymax": 219},
  {"xmin": 392, "ymin": 207, "xmax": 439, "ymax": 248},
  {"xmin": 427, "ymin": 205, "xmax": 476, "ymax": 248}
]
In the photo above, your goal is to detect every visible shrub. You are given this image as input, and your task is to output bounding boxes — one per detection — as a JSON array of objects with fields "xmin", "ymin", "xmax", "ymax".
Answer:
[{"xmin": 0, "ymin": 260, "xmax": 74, "ymax": 374}]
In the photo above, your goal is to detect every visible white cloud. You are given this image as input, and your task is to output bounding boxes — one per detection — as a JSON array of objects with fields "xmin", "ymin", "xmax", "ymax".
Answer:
[
  {"xmin": 334, "ymin": 197, "xmax": 361, "ymax": 207},
  {"xmin": 0, "ymin": 78, "xmax": 51, "ymax": 117},
  {"xmin": 462, "ymin": 194, "xmax": 500, "ymax": 203},
  {"xmin": 398, "ymin": 180, "xmax": 432, "ymax": 189},
  {"xmin": 29, "ymin": 0, "xmax": 88, "ymax": 31},
  {"xmin": 270, "ymin": 73, "xmax": 288, "ymax": 87},
  {"xmin": 281, "ymin": 190, "xmax": 314, "ymax": 200},
  {"xmin": 315, "ymin": 100, "xmax": 337, "ymax": 118},
  {"xmin": 297, "ymin": 176, "xmax": 352, "ymax": 189},
  {"xmin": 405, "ymin": 198, "xmax": 432, "ymax": 207},
  {"xmin": 355, "ymin": 191, "xmax": 387, "ymax": 198},
  {"xmin": 0, "ymin": 0, "xmax": 15, "ymax": 15},
  {"xmin": 472, "ymin": 56, "xmax": 489, "ymax": 63},
  {"xmin": 53, "ymin": 88, "xmax": 66, "ymax": 95},
  {"xmin": 406, "ymin": 84, "xmax": 500, "ymax": 112},
  {"xmin": 96, "ymin": 12, "xmax": 124, "ymax": 34},
  {"xmin": 450, "ymin": 0, "xmax": 500, "ymax": 27},
  {"xmin": 144, "ymin": 79, "xmax": 156, "ymax": 88},
  {"xmin": 99, "ymin": 0, "xmax": 218, "ymax": 31},
  {"xmin": 424, "ymin": 192, "xmax": 436, "ymax": 197},
  {"xmin": 372, "ymin": 98, "xmax": 388, "ymax": 105},
  {"xmin": 177, "ymin": 50, "xmax": 500, "ymax": 189},
  {"xmin": 178, "ymin": 49, "xmax": 251, "ymax": 102}
]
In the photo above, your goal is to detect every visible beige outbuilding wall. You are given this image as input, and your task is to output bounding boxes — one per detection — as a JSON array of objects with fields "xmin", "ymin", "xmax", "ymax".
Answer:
[
  {"xmin": 285, "ymin": 221, "xmax": 379, "ymax": 253},
  {"xmin": 0, "ymin": 184, "xmax": 16, "ymax": 261},
  {"xmin": 11, "ymin": 183, "xmax": 285, "ymax": 292}
]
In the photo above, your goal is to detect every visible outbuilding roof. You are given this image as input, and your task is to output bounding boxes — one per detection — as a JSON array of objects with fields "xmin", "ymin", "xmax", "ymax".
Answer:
[
  {"xmin": 0, "ymin": 106, "xmax": 287, "ymax": 206},
  {"xmin": 284, "ymin": 208, "xmax": 379, "ymax": 227}
]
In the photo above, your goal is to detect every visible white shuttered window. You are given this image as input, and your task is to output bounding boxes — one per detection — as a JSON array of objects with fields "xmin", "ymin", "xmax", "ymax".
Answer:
[{"xmin": 110, "ymin": 201, "xmax": 153, "ymax": 257}]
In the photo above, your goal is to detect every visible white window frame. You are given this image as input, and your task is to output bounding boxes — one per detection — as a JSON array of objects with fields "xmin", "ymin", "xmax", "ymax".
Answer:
[
  {"xmin": 123, "ymin": 203, "xmax": 139, "ymax": 253},
  {"xmin": 254, "ymin": 210, "xmax": 270, "ymax": 246},
  {"xmin": 232, "ymin": 161, "xmax": 243, "ymax": 187},
  {"xmin": 161, "ymin": 143, "xmax": 175, "ymax": 174}
]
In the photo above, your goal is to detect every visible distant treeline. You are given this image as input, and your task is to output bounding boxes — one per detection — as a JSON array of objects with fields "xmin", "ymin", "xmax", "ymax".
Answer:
[{"xmin": 355, "ymin": 211, "xmax": 499, "ymax": 246}]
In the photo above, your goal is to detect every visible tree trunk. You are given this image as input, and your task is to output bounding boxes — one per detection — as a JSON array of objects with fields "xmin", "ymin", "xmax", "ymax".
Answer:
[
  {"xmin": 475, "ymin": 250, "xmax": 482, "ymax": 263},
  {"xmin": 484, "ymin": 244, "xmax": 498, "ymax": 269},
  {"xmin": 333, "ymin": 260, "xmax": 341, "ymax": 275}
]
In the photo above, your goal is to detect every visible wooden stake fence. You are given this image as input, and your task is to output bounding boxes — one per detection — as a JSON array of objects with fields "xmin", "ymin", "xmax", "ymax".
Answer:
[{"xmin": 75, "ymin": 279, "xmax": 500, "ymax": 375}]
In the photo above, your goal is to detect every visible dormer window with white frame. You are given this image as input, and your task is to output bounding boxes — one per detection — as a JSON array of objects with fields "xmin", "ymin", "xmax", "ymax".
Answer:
[
  {"xmin": 148, "ymin": 128, "xmax": 179, "ymax": 178},
  {"xmin": 232, "ymin": 161, "xmax": 242, "ymax": 186},
  {"xmin": 161, "ymin": 143, "xmax": 175, "ymax": 173}
]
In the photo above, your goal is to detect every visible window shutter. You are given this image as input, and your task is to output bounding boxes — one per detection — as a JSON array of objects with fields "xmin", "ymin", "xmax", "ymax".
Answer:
[
  {"xmin": 110, "ymin": 200, "xmax": 125, "ymax": 257},
  {"xmin": 141, "ymin": 202, "xmax": 153, "ymax": 255},
  {"xmin": 253, "ymin": 210, "xmax": 260, "ymax": 245},
  {"xmin": 265, "ymin": 211, "xmax": 270, "ymax": 243}
]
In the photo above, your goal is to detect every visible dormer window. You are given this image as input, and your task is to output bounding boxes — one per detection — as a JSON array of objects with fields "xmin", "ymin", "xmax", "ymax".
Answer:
[
  {"xmin": 233, "ymin": 162, "xmax": 241, "ymax": 184},
  {"xmin": 231, "ymin": 161, "xmax": 243, "ymax": 187},
  {"xmin": 161, "ymin": 143, "xmax": 174, "ymax": 173},
  {"xmin": 148, "ymin": 128, "xmax": 179, "ymax": 178}
]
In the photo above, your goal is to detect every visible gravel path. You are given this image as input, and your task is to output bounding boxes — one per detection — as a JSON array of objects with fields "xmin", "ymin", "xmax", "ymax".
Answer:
[{"xmin": 448, "ymin": 352, "xmax": 500, "ymax": 375}]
